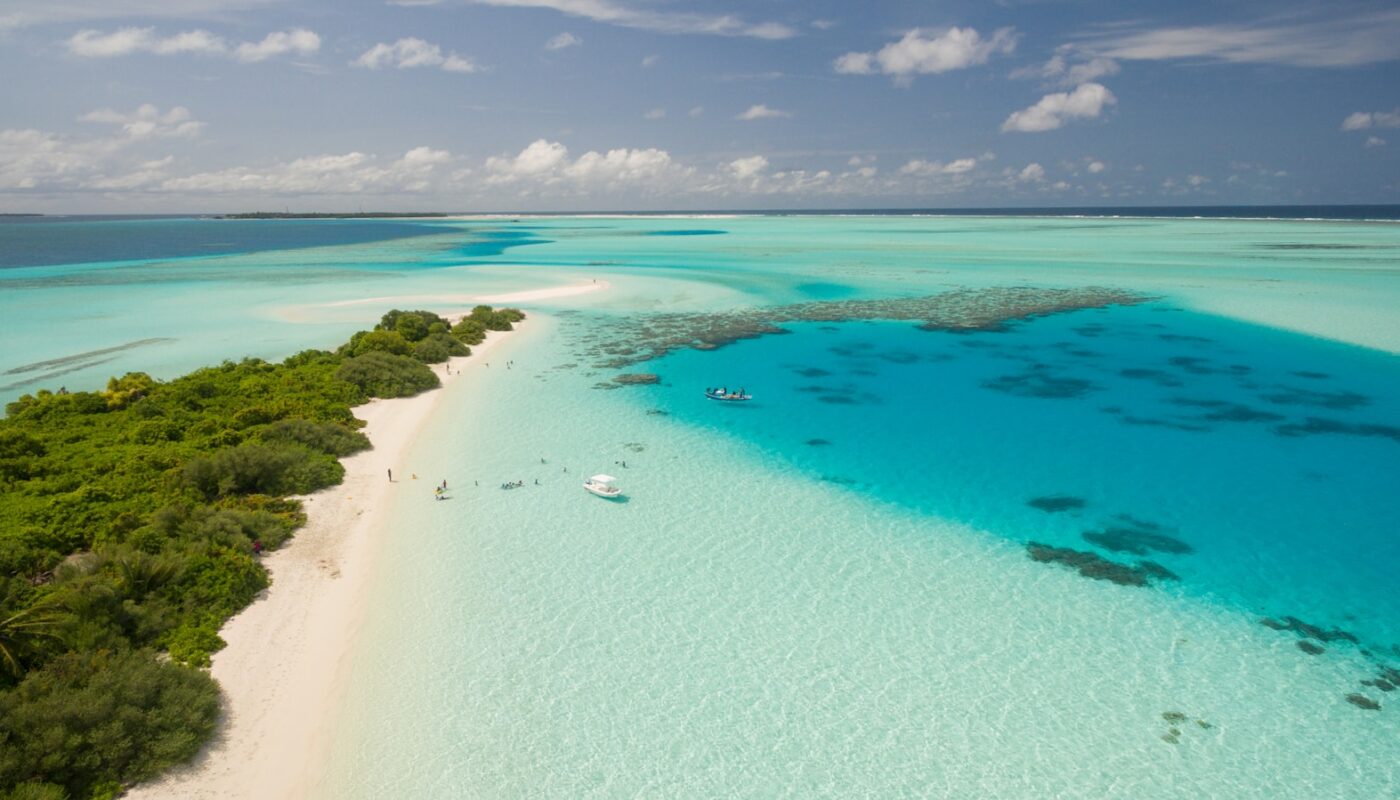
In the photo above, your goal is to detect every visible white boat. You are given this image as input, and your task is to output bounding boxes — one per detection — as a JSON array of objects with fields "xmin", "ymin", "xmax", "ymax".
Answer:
[
  {"xmin": 704, "ymin": 387, "xmax": 752, "ymax": 401},
  {"xmin": 583, "ymin": 474, "xmax": 623, "ymax": 499}
]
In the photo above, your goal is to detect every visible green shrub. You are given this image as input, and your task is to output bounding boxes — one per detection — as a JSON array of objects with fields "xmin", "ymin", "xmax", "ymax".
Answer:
[
  {"xmin": 258, "ymin": 419, "xmax": 369, "ymax": 458},
  {"xmin": 180, "ymin": 444, "xmax": 342, "ymax": 500},
  {"xmin": 378, "ymin": 309, "xmax": 448, "ymax": 343},
  {"xmin": 450, "ymin": 317, "xmax": 487, "ymax": 345},
  {"xmin": 0, "ymin": 649, "xmax": 219, "ymax": 798},
  {"xmin": 340, "ymin": 329, "xmax": 411, "ymax": 358},
  {"xmin": 334, "ymin": 351, "xmax": 439, "ymax": 399},
  {"xmin": 164, "ymin": 622, "xmax": 224, "ymax": 668},
  {"xmin": 411, "ymin": 333, "xmax": 469, "ymax": 364}
]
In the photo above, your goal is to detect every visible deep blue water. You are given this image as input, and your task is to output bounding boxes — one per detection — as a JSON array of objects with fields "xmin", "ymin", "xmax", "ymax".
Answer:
[
  {"xmin": 633, "ymin": 304, "xmax": 1400, "ymax": 648},
  {"xmin": 0, "ymin": 217, "xmax": 457, "ymax": 269}
]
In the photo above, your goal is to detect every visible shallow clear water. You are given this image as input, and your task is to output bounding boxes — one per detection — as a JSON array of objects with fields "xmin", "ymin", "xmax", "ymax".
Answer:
[{"xmin": 2, "ymin": 216, "xmax": 1397, "ymax": 795}]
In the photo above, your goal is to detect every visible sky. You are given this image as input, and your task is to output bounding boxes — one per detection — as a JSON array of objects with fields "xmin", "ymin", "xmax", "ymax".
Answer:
[{"xmin": 0, "ymin": 0, "xmax": 1397, "ymax": 212}]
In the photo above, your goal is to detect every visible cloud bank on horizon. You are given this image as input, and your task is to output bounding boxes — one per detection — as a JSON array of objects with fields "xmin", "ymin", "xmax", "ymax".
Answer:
[{"xmin": 0, "ymin": 0, "xmax": 1396, "ymax": 210}]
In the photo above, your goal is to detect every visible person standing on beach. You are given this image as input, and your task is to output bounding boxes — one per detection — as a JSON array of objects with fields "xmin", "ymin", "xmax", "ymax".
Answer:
[{"xmin": 387, "ymin": 468, "xmax": 393, "ymax": 482}]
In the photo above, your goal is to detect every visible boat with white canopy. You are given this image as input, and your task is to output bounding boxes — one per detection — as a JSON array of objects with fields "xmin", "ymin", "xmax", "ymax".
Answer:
[{"xmin": 583, "ymin": 474, "xmax": 623, "ymax": 499}]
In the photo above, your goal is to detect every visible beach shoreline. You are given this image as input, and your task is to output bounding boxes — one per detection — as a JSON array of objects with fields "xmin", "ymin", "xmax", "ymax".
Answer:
[{"xmin": 125, "ymin": 315, "xmax": 533, "ymax": 800}]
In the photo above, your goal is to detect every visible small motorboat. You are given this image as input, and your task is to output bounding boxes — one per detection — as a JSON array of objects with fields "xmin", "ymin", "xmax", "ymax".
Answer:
[
  {"xmin": 704, "ymin": 387, "xmax": 752, "ymax": 401},
  {"xmin": 583, "ymin": 474, "xmax": 624, "ymax": 499}
]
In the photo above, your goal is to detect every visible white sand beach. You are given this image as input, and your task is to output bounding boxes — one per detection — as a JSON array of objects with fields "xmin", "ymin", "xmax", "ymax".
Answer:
[{"xmin": 125, "ymin": 321, "xmax": 528, "ymax": 800}]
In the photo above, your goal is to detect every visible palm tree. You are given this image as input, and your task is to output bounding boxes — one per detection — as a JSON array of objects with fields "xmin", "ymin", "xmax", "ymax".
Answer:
[{"xmin": 0, "ymin": 593, "xmax": 66, "ymax": 678}]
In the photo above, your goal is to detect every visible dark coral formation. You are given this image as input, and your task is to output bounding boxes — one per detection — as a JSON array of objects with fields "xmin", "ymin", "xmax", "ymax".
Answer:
[
  {"xmin": 1273, "ymin": 417, "xmax": 1400, "ymax": 444},
  {"xmin": 1261, "ymin": 385, "xmax": 1370, "ymax": 410},
  {"xmin": 1159, "ymin": 712, "xmax": 1212, "ymax": 744},
  {"xmin": 573, "ymin": 286, "xmax": 1150, "ymax": 369},
  {"xmin": 1258, "ymin": 616, "xmax": 1360, "ymax": 644},
  {"xmin": 982, "ymin": 369, "xmax": 1098, "ymax": 399},
  {"xmin": 805, "ymin": 438, "xmax": 832, "ymax": 446},
  {"xmin": 1168, "ymin": 397, "xmax": 1284, "ymax": 423},
  {"xmin": 612, "ymin": 372, "xmax": 660, "ymax": 386},
  {"xmin": 1025, "ymin": 542, "xmax": 1176, "ymax": 587},
  {"xmin": 1082, "ymin": 515, "xmax": 1194, "ymax": 556},
  {"xmin": 1297, "ymin": 641, "xmax": 1326, "ymax": 655},
  {"xmin": 1027, "ymin": 495, "xmax": 1086, "ymax": 513},
  {"xmin": 1345, "ymin": 693, "xmax": 1381, "ymax": 710}
]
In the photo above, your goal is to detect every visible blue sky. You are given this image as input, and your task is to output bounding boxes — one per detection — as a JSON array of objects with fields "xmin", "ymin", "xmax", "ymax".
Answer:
[{"xmin": 0, "ymin": 0, "xmax": 1397, "ymax": 211}]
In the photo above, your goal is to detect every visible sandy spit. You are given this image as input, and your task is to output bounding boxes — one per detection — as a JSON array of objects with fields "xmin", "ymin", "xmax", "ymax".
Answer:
[{"xmin": 126, "ymin": 323, "xmax": 525, "ymax": 800}]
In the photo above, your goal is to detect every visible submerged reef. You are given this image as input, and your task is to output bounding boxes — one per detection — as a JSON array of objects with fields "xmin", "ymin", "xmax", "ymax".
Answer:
[
  {"xmin": 1027, "ymin": 495, "xmax": 1086, "ymax": 513},
  {"xmin": 1258, "ymin": 616, "xmax": 1360, "ymax": 644},
  {"xmin": 1025, "ymin": 542, "xmax": 1176, "ymax": 587},
  {"xmin": 1273, "ymin": 417, "xmax": 1400, "ymax": 444},
  {"xmin": 575, "ymin": 286, "xmax": 1150, "ymax": 369},
  {"xmin": 1346, "ymin": 693, "xmax": 1381, "ymax": 710},
  {"xmin": 1082, "ymin": 515, "xmax": 1194, "ymax": 556},
  {"xmin": 982, "ymin": 369, "xmax": 1098, "ymax": 400}
]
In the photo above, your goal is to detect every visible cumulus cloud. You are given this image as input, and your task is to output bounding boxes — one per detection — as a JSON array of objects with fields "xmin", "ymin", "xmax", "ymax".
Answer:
[
  {"xmin": 736, "ymin": 104, "xmax": 791, "ymax": 120},
  {"xmin": 79, "ymin": 104, "xmax": 204, "ymax": 139},
  {"xmin": 545, "ymin": 31, "xmax": 581, "ymax": 50},
  {"xmin": 1074, "ymin": 9, "xmax": 1400, "ymax": 68},
  {"xmin": 1087, "ymin": 160, "xmax": 1106, "ymax": 173},
  {"xmin": 728, "ymin": 155, "xmax": 768, "ymax": 179},
  {"xmin": 899, "ymin": 157, "xmax": 978, "ymax": 176},
  {"xmin": 234, "ymin": 29, "xmax": 321, "ymax": 62},
  {"xmin": 1341, "ymin": 109, "xmax": 1400, "ymax": 130},
  {"xmin": 1013, "ymin": 48, "xmax": 1118, "ymax": 87},
  {"xmin": 641, "ymin": 54, "xmax": 659, "ymax": 67},
  {"xmin": 459, "ymin": 0, "xmax": 794, "ymax": 39},
  {"xmin": 483, "ymin": 138, "xmax": 690, "ymax": 192},
  {"xmin": 161, "ymin": 146, "xmax": 453, "ymax": 194},
  {"xmin": 1018, "ymin": 163, "xmax": 1045, "ymax": 182},
  {"xmin": 1001, "ymin": 83, "xmax": 1115, "ymax": 133},
  {"xmin": 834, "ymin": 27, "xmax": 1017, "ymax": 82},
  {"xmin": 66, "ymin": 26, "xmax": 319, "ymax": 61},
  {"xmin": 1366, "ymin": 136, "xmax": 1387, "ymax": 147},
  {"xmin": 643, "ymin": 108, "xmax": 666, "ymax": 120},
  {"xmin": 355, "ymin": 38, "xmax": 481, "ymax": 72}
]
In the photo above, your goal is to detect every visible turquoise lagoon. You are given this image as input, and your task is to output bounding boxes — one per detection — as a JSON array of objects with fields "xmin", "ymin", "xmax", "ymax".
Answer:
[{"xmin": 3, "ymin": 215, "xmax": 1398, "ymax": 796}]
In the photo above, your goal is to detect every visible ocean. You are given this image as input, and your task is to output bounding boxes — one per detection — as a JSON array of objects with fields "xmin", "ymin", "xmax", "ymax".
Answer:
[{"xmin": 3, "ymin": 213, "xmax": 1397, "ymax": 796}]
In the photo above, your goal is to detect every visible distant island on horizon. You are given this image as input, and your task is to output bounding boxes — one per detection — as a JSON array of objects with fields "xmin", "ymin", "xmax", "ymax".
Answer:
[{"xmin": 218, "ymin": 205, "xmax": 1400, "ymax": 222}]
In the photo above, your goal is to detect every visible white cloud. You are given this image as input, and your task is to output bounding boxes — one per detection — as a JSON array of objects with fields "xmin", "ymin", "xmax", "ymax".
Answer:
[
  {"xmin": 899, "ymin": 157, "xmax": 978, "ymax": 176},
  {"xmin": 1366, "ymin": 136, "xmax": 1387, "ymax": 148},
  {"xmin": 354, "ymin": 38, "xmax": 481, "ymax": 72},
  {"xmin": 1013, "ymin": 49, "xmax": 1118, "ymax": 87},
  {"xmin": 483, "ymin": 139, "xmax": 692, "ymax": 192},
  {"xmin": 162, "ymin": 146, "xmax": 453, "ymax": 194},
  {"xmin": 460, "ymin": 0, "xmax": 795, "ymax": 39},
  {"xmin": 641, "ymin": 54, "xmax": 659, "ymax": 67},
  {"xmin": 79, "ymin": 104, "xmax": 204, "ymax": 139},
  {"xmin": 688, "ymin": 106, "xmax": 704, "ymax": 117},
  {"xmin": 834, "ymin": 27, "xmax": 1017, "ymax": 82},
  {"xmin": 1074, "ymin": 9, "xmax": 1400, "ymax": 68},
  {"xmin": 233, "ymin": 28, "xmax": 320, "ymax": 62},
  {"xmin": 644, "ymin": 108, "xmax": 666, "ymax": 120},
  {"xmin": 1001, "ymin": 83, "xmax": 1115, "ymax": 133},
  {"xmin": 66, "ymin": 26, "xmax": 318, "ymax": 61},
  {"xmin": 736, "ymin": 104, "xmax": 791, "ymax": 120},
  {"xmin": 1087, "ymin": 160, "xmax": 1106, "ymax": 173},
  {"xmin": 728, "ymin": 155, "xmax": 768, "ymax": 179},
  {"xmin": 1341, "ymin": 110, "xmax": 1400, "ymax": 130},
  {"xmin": 545, "ymin": 31, "xmax": 581, "ymax": 50},
  {"xmin": 1018, "ymin": 163, "xmax": 1045, "ymax": 182},
  {"xmin": 811, "ymin": 19, "xmax": 836, "ymax": 31}
]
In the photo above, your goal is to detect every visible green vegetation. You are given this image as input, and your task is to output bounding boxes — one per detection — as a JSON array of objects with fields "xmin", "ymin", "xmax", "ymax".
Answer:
[{"xmin": 0, "ymin": 306, "xmax": 521, "ymax": 798}]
